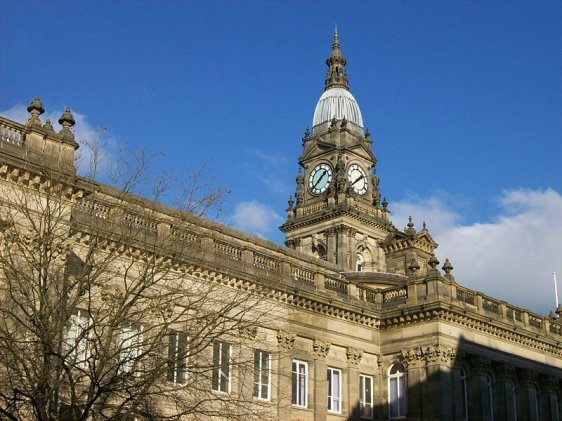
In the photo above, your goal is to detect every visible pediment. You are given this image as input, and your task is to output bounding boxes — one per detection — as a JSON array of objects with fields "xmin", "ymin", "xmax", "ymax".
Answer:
[{"xmin": 300, "ymin": 141, "xmax": 337, "ymax": 162}]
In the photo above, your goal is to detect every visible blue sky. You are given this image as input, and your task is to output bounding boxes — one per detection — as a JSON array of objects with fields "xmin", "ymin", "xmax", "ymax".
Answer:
[{"xmin": 2, "ymin": 0, "xmax": 561, "ymax": 314}]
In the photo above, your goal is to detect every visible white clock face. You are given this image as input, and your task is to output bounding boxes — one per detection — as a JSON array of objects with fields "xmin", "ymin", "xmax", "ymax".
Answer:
[
  {"xmin": 347, "ymin": 164, "xmax": 368, "ymax": 195},
  {"xmin": 309, "ymin": 163, "xmax": 333, "ymax": 195}
]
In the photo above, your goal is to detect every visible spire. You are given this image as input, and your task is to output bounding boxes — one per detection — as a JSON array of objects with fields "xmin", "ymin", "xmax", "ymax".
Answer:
[{"xmin": 324, "ymin": 27, "xmax": 349, "ymax": 91}]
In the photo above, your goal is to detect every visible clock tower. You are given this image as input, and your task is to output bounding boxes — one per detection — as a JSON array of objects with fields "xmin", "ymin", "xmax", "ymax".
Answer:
[{"xmin": 280, "ymin": 30, "xmax": 438, "ymax": 276}]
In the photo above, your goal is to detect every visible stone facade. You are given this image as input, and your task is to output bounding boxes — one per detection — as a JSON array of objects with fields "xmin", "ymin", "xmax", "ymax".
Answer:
[{"xmin": 1, "ymin": 32, "xmax": 561, "ymax": 421}]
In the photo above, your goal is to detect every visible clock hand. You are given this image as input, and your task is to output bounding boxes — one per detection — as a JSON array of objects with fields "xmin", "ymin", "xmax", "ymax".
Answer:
[
  {"xmin": 313, "ymin": 171, "xmax": 327, "ymax": 189},
  {"xmin": 351, "ymin": 174, "xmax": 364, "ymax": 186}
]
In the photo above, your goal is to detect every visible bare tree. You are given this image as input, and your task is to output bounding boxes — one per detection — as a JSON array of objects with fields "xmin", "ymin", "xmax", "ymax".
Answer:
[{"xmin": 0, "ymin": 128, "xmax": 278, "ymax": 420}]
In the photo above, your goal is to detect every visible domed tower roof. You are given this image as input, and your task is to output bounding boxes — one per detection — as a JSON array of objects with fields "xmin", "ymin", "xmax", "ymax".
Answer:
[{"xmin": 312, "ymin": 28, "xmax": 364, "ymax": 135}]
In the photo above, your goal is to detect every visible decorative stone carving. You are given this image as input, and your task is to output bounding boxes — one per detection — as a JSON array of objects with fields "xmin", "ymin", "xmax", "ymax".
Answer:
[
  {"xmin": 494, "ymin": 362, "xmax": 515, "ymax": 382},
  {"xmin": 313, "ymin": 339, "xmax": 330, "ymax": 359},
  {"xmin": 335, "ymin": 224, "xmax": 347, "ymax": 234},
  {"xmin": 539, "ymin": 374, "xmax": 559, "ymax": 391},
  {"xmin": 518, "ymin": 368, "xmax": 538, "ymax": 386},
  {"xmin": 401, "ymin": 344, "xmax": 457, "ymax": 368},
  {"xmin": 276, "ymin": 330, "xmax": 296, "ymax": 350},
  {"xmin": 425, "ymin": 344, "xmax": 457, "ymax": 365},
  {"xmin": 401, "ymin": 346, "xmax": 426, "ymax": 369},
  {"xmin": 470, "ymin": 355, "xmax": 491, "ymax": 376},
  {"xmin": 346, "ymin": 346, "xmax": 363, "ymax": 367},
  {"xmin": 238, "ymin": 323, "xmax": 258, "ymax": 340},
  {"xmin": 285, "ymin": 237, "xmax": 301, "ymax": 249},
  {"xmin": 26, "ymin": 96, "xmax": 44, "ymax": 127},
  {"xmin": 325, "ymin": 227, "xmax": 336, "ymax": 238}
]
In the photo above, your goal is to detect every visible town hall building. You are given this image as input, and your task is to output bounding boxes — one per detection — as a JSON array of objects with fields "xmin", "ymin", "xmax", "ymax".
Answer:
[{"xmin": 1, "ymin": 31, "xmax": 561, "ymax": 421}]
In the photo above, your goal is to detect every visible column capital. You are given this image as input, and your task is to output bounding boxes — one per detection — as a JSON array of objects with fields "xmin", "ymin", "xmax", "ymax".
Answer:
[
  {"xmin": 401, "ymin": 346, "xmax": 426, "ymax": 369},
  {"xmin": 518, "ymin": 368, "xmax": 538, "ymax": 386},
  {"xmin": 276, "ymin": 330, "xmax": 296, "ymax": 350},
  {"xmin": 313, "ymin": 338, "xmax": 331, "ymax": 360},
  {"xmin": 494, "ymin": 362, "xmax": 515, "ymax": 382},
  {"xmin": 346, "ymin": 346, "xmax": 363, "ymax": 368},
  {"xmin": 538, "ymin": 374, "xmax": 559, "ymax": 391},
  {"xmin": 335, "ymin": 224, "xmax": 348, "ymax": 234},
  {"xmin": 325, "ymin": 227, "xmax": 336, "ymax": 237},
  {"xmin": 470, "ymin": 355, "xmax": 491, "ymax": 376},
  {"xmin": 401, "ymin": 344, "xmax": 457, "ymax": 368},
  {"xmin": 238, "ymin": 323, "xmax": 258, "ymax": 341},
  {"xmin": 425, "ymin": 344, "xmax": 457, "ymax": 366}
]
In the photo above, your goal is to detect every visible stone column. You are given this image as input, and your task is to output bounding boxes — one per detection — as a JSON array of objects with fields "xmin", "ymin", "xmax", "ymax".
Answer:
[
  {"xmin": 335, "ymin": 225, "xmax": 347, "ymax": 269},
  {"xmin": 425, "ymin": 345, "xmax": 456, "ymax": 420},
  {"xmin": 374, "ymin": 356, "xmax": 384, "ymax": 421},
  {"xmin": 348, "ymin": 228, "xmax": 357, "ymax": 270},
  {"xmin": 276, "ymin": 330, "xmax": 296, "ymax": 419},
  {"xmin": 312, "ymin": 339, "xmax": 330, "ymax": 421},
  {"xmin": 451, "ymin": 354, "xmax": 467, "ymax": 421},
  {"xmin": 401, "ymin": 347, "xmax": 427, "ymax": 421},
  {"xmin": 325, "ymin": 228, "xmax": 337, "ymax": 265},
  {"xmin": 539, "ymin": 375, "xmax": 560, "ymax": 421},
  {"xmin": 517, "ymin": 369, "xmax": 539, "ymax": 421},
  {"xmin": 346, "ymin": 347, "xmax": 363, "ymax": 418},
  {"xmin": 494, "ymin": 363, "xmax": 517, "ymax": 421},
  {"xmin": 235, "ymin": 326, "xmax": 258, "ymax": 402},
  {"xmin": 468, "ymin": 356, "xmax": 493, "ymax": 421}
]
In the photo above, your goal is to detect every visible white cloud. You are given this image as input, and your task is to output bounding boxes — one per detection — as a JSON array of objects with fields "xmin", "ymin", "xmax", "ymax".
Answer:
[
  {"xmin": 1, "ymin": 103, "xmax": 117, "ymax": 177},
  {"xmin": 392, "ymin": 189, "xmax": 562, "ymax": 315},
  {"xmin": 249, "ymin": 148, "xmax": 288, "ymax": 168},
  {"xmin": 227, "ymin": 201, "xmax": 283, "ymax": 238}
]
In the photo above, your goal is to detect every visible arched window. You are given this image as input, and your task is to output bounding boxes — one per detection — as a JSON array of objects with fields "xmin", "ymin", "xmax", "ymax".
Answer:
[
  {"xmin": 317, "ymin": 243, "xmax": 327, "ymax": 260},
  {"xmin": 460, "ymin": 368, "xmax": 469, "ymax": 421},
  {"xmin": 388, "ymin": 363, "xmax": 406, "ymax": 419},
  {"xmin": 356, "ymin": 253, "xmax": 364, "ymax": 272},
  {"xmin": 487, "ymin": 375, "xmax": 494, "ymax": 421}
]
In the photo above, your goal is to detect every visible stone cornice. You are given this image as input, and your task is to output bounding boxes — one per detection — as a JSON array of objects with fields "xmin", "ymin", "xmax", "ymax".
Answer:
[
  {"xmin": 281, "ymin": 205, "xmax": 392, "ymax": 234},
  {"xmin": 381, "ymin": 305, "xmax": 562, "ymax": 359},
  {"xmin": 0, "ymin": 160, "xmax": 90, "ymax": 201},
  {"xmin": 382, "ymin": 236, "xmax": 435, "ymax": 255}
]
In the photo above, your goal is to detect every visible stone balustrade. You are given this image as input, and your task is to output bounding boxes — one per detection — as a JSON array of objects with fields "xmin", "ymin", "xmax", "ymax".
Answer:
[
  {"xmin": 71, "ymin": 196, "xmax": 562, "ymax": 342},
  {"xmin": 300, "ymin": 201, "xmax": 327, "ymax": 215},
  {"xmin": 0, "ymin": 119, "xmax": 25, "ymax": 147}
]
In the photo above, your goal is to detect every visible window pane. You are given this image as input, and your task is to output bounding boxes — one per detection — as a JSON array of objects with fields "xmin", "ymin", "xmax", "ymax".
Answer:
[
  {"xmin": 390, "ymin": 378, "xmax": 398, "ymax": 417},
  {"xmin": 177, "ymin": 333, "xmax": 187, "ymax": 383},
  {"xmin": 292, "ymin": 361, "xmax": 307, "ymax": 407},
  {"xmin": 167, "ymin": 332, "xmax": 177, "ymax": 382},
  {"xmin": 399, "ymin": 376, "xmax": 406, "ymax": 416},
  {"xmin": 212, "ymin": 341, "xmax": 220, "ymax": 390},
  {"xmin": 254, "ymin": 351, "xmax": 260, "ymax": 385},
  {"xmin": 327, "ymin": 370, "xmax": 332, "ymax": 409},
  {"xmin": 67, "ymin": 311, "xmax": 89, "ymax": 368},
  {"xmin": 365, "ymin": 377, "xmax": 372, "ymax": 404},
  {"xmin": 299, "ymin": 366, "xmax": 306, "ymax": 405},
  {"xmin": 333, "ymin": 370, "xmax": 340, "ymax": 411},
  {"xmin": 360, "ymin": 374, "xmax": 373, "ymax": 419},
  {"xmin": 253, "ymin": 350, "xmax": 270, "ymax": 400},
  {"xmin": 292, "ymin": 369, "xmax": 298, "ymax": 404}
]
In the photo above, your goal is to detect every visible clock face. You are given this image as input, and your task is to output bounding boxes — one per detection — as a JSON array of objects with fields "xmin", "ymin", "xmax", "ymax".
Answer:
[
  {"xmin": 347, "ymin": 164, "xmax": 368, "ymax": 195},
  {"xmin": 309, "ymin": 163, "xmax": 333, "ymax": 195}
]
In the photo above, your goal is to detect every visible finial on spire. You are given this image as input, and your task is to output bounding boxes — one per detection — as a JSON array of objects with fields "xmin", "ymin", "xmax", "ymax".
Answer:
[
  {"xmin": 333, "ymin": 24, "xmax": 339, "ymax": 48},
  {"xmin": 324, "ymin": 27, "xmax": 349, "ymax": 91},
  {"xmin": 26, "ymin": 96, "xmax": 45, "ymax": 127},
  {"xmin": 405, "ymin": 216, "xmax": 416, "ymax": 236},
  {"xmin": 58, "ymin": 108, "xmax": 76, "ymax": 142}
]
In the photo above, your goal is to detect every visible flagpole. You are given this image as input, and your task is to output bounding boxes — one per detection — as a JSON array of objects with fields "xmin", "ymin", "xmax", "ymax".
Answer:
[{"xmin": 554, "ymin": 272, "xmax": 559, "ymax": 308}]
